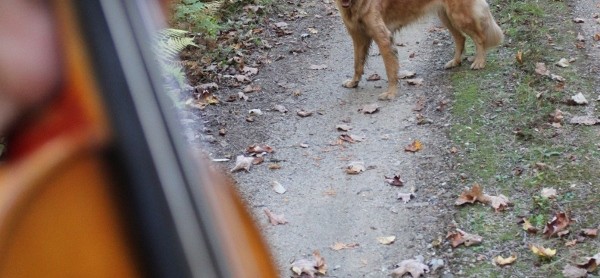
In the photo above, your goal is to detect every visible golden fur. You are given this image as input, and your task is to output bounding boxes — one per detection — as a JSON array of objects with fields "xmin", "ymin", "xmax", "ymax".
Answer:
[{"xmin": 336, "ymin": 0, "xmax": 504, "ymax": 100}]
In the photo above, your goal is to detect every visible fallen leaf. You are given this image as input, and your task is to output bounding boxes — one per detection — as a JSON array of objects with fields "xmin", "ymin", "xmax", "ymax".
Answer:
[
  {"xmin": 339, "ymin": 134, "xmax": 356, "ymax": 143},
  {"xmin": 247, "ymin": 144, "xmax": 274, "ymax": 154},
  {"xmin": 271, "ymin": 181, "xmax": 287, "ymax": 194},
  {"xmin": 384, "ymin": 175, "xmax": 405, "ymax": 186},
  {"xmin": 576, "ymin": 253, "xmax": 600, "ymax": 272},
  {"xmin": 398, "ymin": 70, "xmax": 417, "ymax": 79},
  {"xmin": 406, "ymin": 78, "xmax": 424, "ymax": 86},
  {"xmin": 359, "ymin": 103, "xmax": 380, "ymax": 114},
  {"xmin": 565, "ymin": 239, "xmax": 578, "ymax": 247},
  {"xmin": 242, "ymin": 66, "xmax": 258, "ymax": 75},
  {"xmin": 570, "ymin": 115, "xmax": 600, "ymax": 125},
  {"xmin": 573, "ymin": 17, "xmax": 585, "ymax": 23},
  {"xmin": 274, "ymin": 22, "xmax": 288, "ymax": 28},
  {"xmin": 413, "ymin": 97, "xmax": 426, "ymax": 111},
  {"xmin": 446, "ymin": 229, "xmax": 483, "ymax": 247},
  {"xmin": 535, "ymin": 62, "xmax": 550, "ymax": 76},
  {"xmin": 309, "ymin": 64, "xmax": 328, "ymax": 70},
  {"xmin": 556, "ymin": 58, "xmax": 570, "ymax": 68},
  {"xmin": 576, "ymin": 33, "xmax": 585, "ymax": 42},
  {"xmin": 390, "ymin": 257, "xmax": 429, "ymax": 278},
  {"xmin": 297, "ymin": 109, "xmax": 313, "ymax": 117},
  {"xmin": 494, "ymin": 254, "xmax": 517, "ymax": 266},
  {"xmin": 268, "ymin": 163, "xmax": 281, "ymax": 170},
  {"xmin": 519, "ymin": 218, "xmax": 539, "ymax": 234},
  {"xmin": 483, "ymin": 194, "xmax": 510, "ymax": 212},
  {"xmin": 580, "ymin": 228, "xmax": 598, "ymax": 237},
  {"xmin": 367, "ymin": 73, "xmax": 381, "ymax": 81},
  {"xmin": 249, "ymin": 109, "xmax": 263, "ymax": 116},
  {"xmin": 290, "ymin": 250, "xmax": 327, "ymax": 277},
  {"xmin": 231, "ymin": 155, "xmax": 254, "ymax": 172},
  {"xmin": 345, "ymin": 161, "xmax": 366, "ymax": 174},
  {"xmin": 563, "ymin": 265, "xmax": 587, "ymax": 278},
  {"xmin": 264, "ymin": 208, "xmax": 288, "ymax": 225},
  {"xmin": 530, "ymin": 244, "xmax": 556, "ymax": 259},
  {"xmin": 330, "ymin": 242, "xmax": 359, "ymax": 251},
  {"xmin": 551, "ymin": 74, "xmax": 565, "ymax": 82},
  {"xmin": 274, "ymin": 104, "xmax": 288, "ymax": 113},
  {"xmin": 455, "ymin": 184, "xmax": 485, "ymax": 205},
  {"xmin": 541, "ymin": 188, "xmax": 557, "ymax": 199},
  {"xmin": 405, "ymin": 140, "xmax": 423, "ymax": 152},
  {"xmin": 377, "ymin": 236, "xmax": 396, "ymax": 245},
  {"xmin": 543, "ymin": 212, "xmax": 571, "ymax": 238},
  {"xmin": 252, "ymin": 157, "xmax": 264, "ymax": 165},
  {"xmin": 243, "ymin": 84, "xmax": 261, "ymax": 93},
  {"xmin": 571, "ymin": 93, "xmax": 588, "ymax": 105},
  {"xmin": 516, "ymin": 50, "xmax": 523, "ymax": 64},
  {"xmin": 336, "ymin": 124, "xmax": 352, "ymax": 131},
  {"xmin": 429, "ymin": 258, "xmax": 444, "ymax": 273},
  {"xmin": 397, "ymin": 193, "xmax": 415, "ymax": 203},
  {"xmin": 557, "ymin": 230, "xmax": 570, "ymax": 237}
]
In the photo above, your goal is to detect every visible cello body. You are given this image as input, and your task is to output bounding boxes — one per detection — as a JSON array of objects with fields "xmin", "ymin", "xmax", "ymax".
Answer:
[{"xmin": 0, "ymin": 1, "xmax": 276, "ymax": 277}]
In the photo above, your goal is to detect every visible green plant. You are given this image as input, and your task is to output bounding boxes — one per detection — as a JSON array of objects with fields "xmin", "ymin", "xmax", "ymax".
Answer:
[{"xmin": 172, "ymin": 0, "xmax": 223, "ymax": 36}]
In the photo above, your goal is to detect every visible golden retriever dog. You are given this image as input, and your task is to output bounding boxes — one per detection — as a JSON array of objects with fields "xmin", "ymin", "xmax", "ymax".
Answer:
[{"xmin": 336, "ymin": 0, "xmax": 504, "ymax": 100}]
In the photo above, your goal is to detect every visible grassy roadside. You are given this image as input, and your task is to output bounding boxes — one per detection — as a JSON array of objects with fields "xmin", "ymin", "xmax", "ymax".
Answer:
[{"xmin": 448, "ymin": 0, "xmax": 600, "ymax": 276}]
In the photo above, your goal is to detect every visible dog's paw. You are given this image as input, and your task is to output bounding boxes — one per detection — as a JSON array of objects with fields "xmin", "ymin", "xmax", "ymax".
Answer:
[
  {"xmin": 444, "ymin": 59, "xmax": 461, "ymax": 69},
  {"xmin": 378, "ymin": 91, "xmax": 396, "ymax": 101},
  {"xmin": 342, "ymin": 79, "xmax": 359, "ymax": 88},
  {"xmin": 470, "ymin": 60, "xmax": 486, "ymax": 70}
]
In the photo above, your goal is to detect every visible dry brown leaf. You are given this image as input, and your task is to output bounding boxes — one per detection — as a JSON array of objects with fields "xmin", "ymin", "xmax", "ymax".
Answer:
[
  {"xmin": 247, "ymin": 144, "xmax": 274, "ymax": 154},
  {"xmin": 535, "ymin": 62, "xmax": 550, "ymax": 76},
  {"xmin": 519, "ymin": 218, "xmax": 539, "ymax": 234},
  {"xmin": 398, "ymin": 70, "xmax": 416, "ymax": 79},
  {"xmin": 576, "ymin": 253, "xmax": 600, "ymax": 272},
  {"xmin": 330, "ymin": 242, "xmax": 359, "ymax": 251},
  {"xmin": 264, "ymin": 208, "xmax": 288, "ymax": 225},
  {"xmin": 562, "ymin": 265, "xmax": 587, "ymax": 278},
  {"xmin": 484, "ymin": 194, "xmax": 510, "ymax": 212},
  {"xmin": 268, "ymin": 163, "xmax": 281, "ymax": 170},
  {"xmin": 516, "ymin": 50, "xmax": 523, "ymax": 64},
  {"xmin": 339, "ymin": 134, "xmax": 355, "ymax": 143},
  {"xmin": 384, "ymin": 175, "xmax": 405, "ymax": 186},
  {"xmin": 455, "ymin": 184, "xmax": 485, "ymax": 205},
  {"xmin": 242, "ymin": 66, "xmax": 258, "ymax": 75},
  {"xmin": 297, "ymin": 109, "xmax": 313, "ymax": 117},
  {"xmin": 377, "ymin": 236, "xmax": 396, "ymax": 245},
  {"xmin": 571, "ymin": 93, "xmax": 589, "ymax": 105},
  {"xmin": 231, "ymin": 155, "xmax": 254, "ymax": 172},
  {"xmin": 580, "ymin": 228, "xmax": 598, "ymax": 237},
  {"xmin": 530, "ymin": 244, "xmax": 556, "ymax": 258},
  {"xmin": 549, "ymin": 110, "xmax": 564, "ymax": 124},
  {"xmin": 565, "ymin": 239, "xmax": 578, "ymax": 247},
  {"xmin": 573, "ymin": 17, "xmax": 585, "ymax": 23},
  {"xmin": 406, "ymin": 78, "xmax": 424, "ymax": 86},
  {"xmin": 405, "ymin": 140, "xmax": 423, "ymax": 152},
  {"xmin": 271, "ymin": 181, "xmax": 287, "ymax": 194},
  {"xmin": 397, "ymin": 193, "xmax": 415, "ymax": 203},
  {"xmin": 494, "ymin": 254, "xmax": 517, "ymax": 266},
  {"xmin": 290, "ymin": 250, "xmax": 327, "ymax": 277},
  {"xmin": 273, "ymin": 104, "xmax": 288, "ymax": 113},
  {"xmin": 345, "ymin": 161, "xmax": 366, "ymax": 175},
  {"xmin": 541, "ymin": 188, "xmax": 558, "ymax": 198},
  {"xmin": 243, "ymin": 84, "xmax": 262, "ymax": 93},
  {"xmin": 252, "ymin": 156, "xmax": 264, "ymax": 165},
  {"xmin": 359, "ymin": 103, "xmax": 380, "ymax": 114},
  {"xmin": 446, "ymin": 229, "xmax": 483, "ymax": 247},
  {"xmin": 556, "ymin": 58, "xmax": 570, "ymax": 68},
  {"xmin": 336, "ymin": 124, "xmax": 352, "ymax": 131},
  {"xmin": 543, "ymin": 212, "xmax": 571, "ymax": 238},
  {"xmin": 390, "ymin": 257, "xmax": 429, "ymax": 278},
  {"xmin": 367, "ymin": 73, "xmax": 381, "ymax": 81}
]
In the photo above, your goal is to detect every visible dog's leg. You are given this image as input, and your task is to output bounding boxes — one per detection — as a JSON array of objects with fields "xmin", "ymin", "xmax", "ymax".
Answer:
[
  {"xmin": 470, "ymin": 35, "xmax": 486, "ymax": 70},
  {"xmin": 343, "ymin": 30, "xmax": 372, "ymax": 89},
  {"xmin": 370, "ymin": 25, "xmax": 398, "ymax": 100},
  {"xmin": 438, "ymin": 10, "xmax": 466, "ymax": 69}
]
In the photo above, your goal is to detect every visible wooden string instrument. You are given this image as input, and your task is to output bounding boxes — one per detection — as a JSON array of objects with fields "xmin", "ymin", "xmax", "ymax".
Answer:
[{"xmin": 0, "ymin": 1, "xmax": 276, "ymax": 277}]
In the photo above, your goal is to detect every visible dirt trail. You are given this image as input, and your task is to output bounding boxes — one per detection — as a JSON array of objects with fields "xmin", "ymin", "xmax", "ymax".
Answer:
[{"xmin": 203, "ymin": 3, "xmax": 458, "ymax": 276}]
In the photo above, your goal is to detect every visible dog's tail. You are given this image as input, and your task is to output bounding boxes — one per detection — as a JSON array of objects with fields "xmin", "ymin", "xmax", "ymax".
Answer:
[{"xmin": 479, "ymin": 1, "xmax": 504, "ymax": 49}]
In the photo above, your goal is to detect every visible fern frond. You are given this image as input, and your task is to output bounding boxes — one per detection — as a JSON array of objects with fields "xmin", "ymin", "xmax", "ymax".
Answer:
[{"xmin": 204, "ymin": 0, "xmax": 225, "ymax": 16}]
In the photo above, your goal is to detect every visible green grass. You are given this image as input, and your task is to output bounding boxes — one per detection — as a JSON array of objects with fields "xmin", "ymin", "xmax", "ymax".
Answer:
[{"xmin": 448, "ymin": 0, "xmax": 600, "ymax": 276}]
